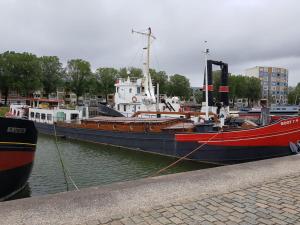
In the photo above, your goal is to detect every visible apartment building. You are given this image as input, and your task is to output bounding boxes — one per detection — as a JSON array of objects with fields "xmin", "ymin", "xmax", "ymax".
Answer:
[{"xmin": 245, "ymin": 66, "xmax": 288, "ymax": 105}]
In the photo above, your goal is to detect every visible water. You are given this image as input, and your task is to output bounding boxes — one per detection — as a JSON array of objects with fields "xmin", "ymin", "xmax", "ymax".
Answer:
[{"xmin": 12, "ymin": 134, "xmax": 216, "ymax": 199}]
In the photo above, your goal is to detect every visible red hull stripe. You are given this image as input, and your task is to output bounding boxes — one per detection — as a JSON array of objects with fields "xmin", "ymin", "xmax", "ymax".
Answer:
[
  {"xmin": 176, "ymin": 117, "xmax": 300, "ymax": 147},
  {"xmin": 199, "ymin": 128, "xmax": 300, "ymax": 147},
  {"xmin": 203, "ymin": 85, "xmax": 214, "ymax": 91},
  {"xmin": 219, "ymin": 86, "xmax": 229, "ymax": 92},
  {"xmin": 0, "ymin": 151, "xmax": 35, "ymax": 171}
]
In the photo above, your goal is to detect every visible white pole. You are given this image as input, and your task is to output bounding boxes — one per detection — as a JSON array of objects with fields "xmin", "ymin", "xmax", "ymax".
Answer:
[
  {"xmin": 156, "ymin": 83, "xmax": 160, "ymax": 111},
  {"xmin": 204, "ymin": 41, "xmax": 209, "ymax": 120}
]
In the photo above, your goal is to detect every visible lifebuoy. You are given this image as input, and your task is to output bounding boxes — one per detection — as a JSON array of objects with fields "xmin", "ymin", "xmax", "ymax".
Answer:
[{"xmin": 132, "ymin": 96, "xmax": 137, "ymax": 102}]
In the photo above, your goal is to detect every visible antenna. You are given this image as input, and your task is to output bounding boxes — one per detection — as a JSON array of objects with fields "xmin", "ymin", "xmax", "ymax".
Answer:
[
  {"xmin": 132, "ymin": 27, "xmax": 156, "ymax": 103},
  {"xmin": 203, "ymin": 41, "xmax": 209, "ymax": 120}
]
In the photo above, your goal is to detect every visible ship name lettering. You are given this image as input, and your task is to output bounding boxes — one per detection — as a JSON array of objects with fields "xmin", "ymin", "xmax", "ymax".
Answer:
[
  {"xmin": 280, "ymin": 119, "xmax": 299, "ymax": 126},
  {"xmin": 7, "ymin": 127, "xmax": 26, "ymax": 134}
]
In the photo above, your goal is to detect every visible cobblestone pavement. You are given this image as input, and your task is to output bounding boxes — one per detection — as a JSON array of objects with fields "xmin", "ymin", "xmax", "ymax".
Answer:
[{"xmin": 83, "ymin": 174, "xmax": 300, "ymax": 225}]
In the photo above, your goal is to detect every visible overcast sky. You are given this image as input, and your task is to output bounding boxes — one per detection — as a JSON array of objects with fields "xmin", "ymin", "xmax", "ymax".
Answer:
[{"xmin": 0, "ymin": 0, "xmax": 299, "ymax": 87}]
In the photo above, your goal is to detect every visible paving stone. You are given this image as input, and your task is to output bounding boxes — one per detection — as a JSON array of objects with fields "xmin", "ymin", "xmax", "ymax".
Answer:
[
  {"xmin": 86, "ymin": 220, "xmax": 100, "ymax": 225},
  {"xmin": 169, "ymin": 216, "xmax": 183, "ymax": 224},
  {"xmin": 99, "ymin": 217, "xmax": 112, "ymax": 224},
  {"xmin": 156, "ymin": 216, "xmax": 171, "ymax": 224},
  {"xmin": 77, "ymin": 174, "xmax": 300, "ymax": 225}
]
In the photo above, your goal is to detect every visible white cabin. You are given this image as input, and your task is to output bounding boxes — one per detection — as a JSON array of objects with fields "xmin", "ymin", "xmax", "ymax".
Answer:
[
  {"xmin": 114, "ymin": 77, "xmax": 180, "ymax": 117},
  {"xmin": 8, "ymin": 98, "xmax": 89, "ymax": 124}
]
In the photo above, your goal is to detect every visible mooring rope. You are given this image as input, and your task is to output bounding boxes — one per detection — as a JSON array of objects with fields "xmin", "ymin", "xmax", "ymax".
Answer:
[
  {"xmin": 53, "ymin": 123, "xmax": 79, "ymax": 191},
  {"xmin": 150, "ymin": 131, "xmax": 221, "ymax": 177}
]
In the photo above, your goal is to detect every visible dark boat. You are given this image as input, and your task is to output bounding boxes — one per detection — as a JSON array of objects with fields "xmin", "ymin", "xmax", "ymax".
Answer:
[
  {"xmin": 7, "ymin": 58, "xmax": 299, "ymax": 165},
  {"xmin": 31, "ymin": 113, "xmax": 300, "ymax": 164},
  {"xmin": 176, "ymin": 116, "xmax": 300, "ymax": 163},
  {"xmin": 0, "ymin": 117, "xmax": 37, "ymax": 201}
]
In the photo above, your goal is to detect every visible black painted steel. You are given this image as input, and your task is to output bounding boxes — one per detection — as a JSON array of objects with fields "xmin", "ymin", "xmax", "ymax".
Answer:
[
  {"xmin": 0, "ymin": 117, "xmax": 37, "ymax": 200},
  {"xmin": 203, "ymin": 60, "xmax": 229, "ymax": 107},
  {"xmin": 0, "ymin": 163, "xmax": 33, "ymax": 200},
  {"xmin": 35, "ymin": 122, "xmax": 292, "ymax": 164}
]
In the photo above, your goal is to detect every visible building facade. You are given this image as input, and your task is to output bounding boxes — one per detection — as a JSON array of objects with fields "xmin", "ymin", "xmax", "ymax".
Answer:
[{"xmin": 245, "ymin": 66, "xmax": 288, "ymax": 105}]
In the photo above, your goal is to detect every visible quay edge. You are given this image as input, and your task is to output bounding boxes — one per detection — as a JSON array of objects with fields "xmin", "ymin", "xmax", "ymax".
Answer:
[{"xmin": 1, "ymin": 154, "xmax": 300, "ymax": 225}]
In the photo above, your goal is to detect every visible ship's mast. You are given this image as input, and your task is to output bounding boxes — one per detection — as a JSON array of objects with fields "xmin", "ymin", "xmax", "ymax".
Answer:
[
  {"xmin": 132, "ymin": 27, "xmax": 156, "ymax": 102},
  {"xmin": 204, "ymin": 41, "xmax": 209, "ymax": 120}
]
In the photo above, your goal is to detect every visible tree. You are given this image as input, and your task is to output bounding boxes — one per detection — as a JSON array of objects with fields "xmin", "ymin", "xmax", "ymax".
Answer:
[
  {"xmin": 167, "ymin": 74, "xmax": 191, "ymax": 100},
  {"xmin": 0, "ymin": 52, "xmax": 15, "ymax": 105},
  {"xmin": 40, "ymin": 56, "xmax": 64, "ymax": 96},
  {"xmin": 288, "ymin": 84, "xmax": 300, "ymax": 104},
  {"xmin": 149, "ymin": 69, "xmax": 168, "ymax": 94},
  {"xmin": 15, "ymin": 52, "xmax": 42, "ymax": 96},
  {"xmin": 96, "ymin": 67, "xmax": 118, "ymax": 102},
  {"xmin": 65, "ymin": 59, "xmax": 92, "ymax": 103},
  {"xmin": 119, "ymin": 67, "xmax": 143, "ymax": 79},
  {"xmin": 193, "ymin": 88, "xmax": 203, "ymax": 104},
  {"xmin": 245, "ymin": 76, "xmax": 261, "ymax": 107},
  {"xmin": 0, "ymin": 51, "xmax": 42, "ymax": 100},
  {"xmin": 212, "ymin": 70, "xmax": 221, "ymax": 102}
]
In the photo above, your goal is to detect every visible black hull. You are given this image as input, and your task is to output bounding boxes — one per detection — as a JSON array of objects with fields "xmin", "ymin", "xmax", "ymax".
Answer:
[
  {"xmin": 0, "ymin": 117, "xmax": 37, "ymax": 200},
  {"xmin": 35, "ymin": 122, "xmax": 293, "ymax": 164},
  {"xmin": 0, "ymin": 163, "xmax": 33, "ymax": 201}
]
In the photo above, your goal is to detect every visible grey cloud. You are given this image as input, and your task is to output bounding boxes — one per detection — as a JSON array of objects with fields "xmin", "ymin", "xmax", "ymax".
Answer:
[{"xmin": 0, "ymin": 0, "xmax": 299, "ymax": 86}]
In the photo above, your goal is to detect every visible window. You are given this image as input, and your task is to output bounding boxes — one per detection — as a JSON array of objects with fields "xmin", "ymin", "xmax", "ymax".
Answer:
[
  {"xmin": 41, "ymin": 113, "xmax": 46, "ymax": 120},
  {"xmin": 137, "ymin": 87, "xmax": 141, "ymax": 94},
  {"xmin": 124, "ymin": 105, "xmax": 126, "ymax": 112},
  {"xmin": 30, "ymin": 112, "xmax": 34, "ymax": 118},
  {"xmin": 71, "ymin": 113, "xmax": 79, "ymax": 120},
  {"xmin": 129, "ymin": 88, "xmax": 132, "ymax": 93},
  {"xmin": 35, "ymin": 113, "xmax": 40, "ymax": 119},
  {"xmin": 47, "ymin": 114, "xmax": 52, "ymax": 121}
]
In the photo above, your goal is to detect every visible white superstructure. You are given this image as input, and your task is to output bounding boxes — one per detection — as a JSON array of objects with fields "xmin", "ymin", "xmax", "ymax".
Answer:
[
  {"xmin": 8, "ymin": 99, "xmax": 89, "ymax": 124},
  {"xmin": 114, "ymin": 28, "xmax": 181, "ymax": 117},
  {"xmin": 114, "ymin": 77, "xmax": 180, "ymax": 117}
]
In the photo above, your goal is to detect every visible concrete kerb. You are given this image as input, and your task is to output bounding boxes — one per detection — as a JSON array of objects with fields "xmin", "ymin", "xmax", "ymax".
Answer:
[{"xmin": 1, "ymin": 154, "xmax": 300, "ymax": 225}]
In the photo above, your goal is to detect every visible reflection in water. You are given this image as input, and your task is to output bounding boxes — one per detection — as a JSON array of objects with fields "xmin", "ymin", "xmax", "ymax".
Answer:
[{"xmin": 13, "ymin": 134, "xmax": 217, "ymax": 199}]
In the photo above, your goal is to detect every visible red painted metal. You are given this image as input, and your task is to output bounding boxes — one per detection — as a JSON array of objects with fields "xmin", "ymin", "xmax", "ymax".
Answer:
[
  {"xmin": 176, "ymin": 116, "xmax": 300, "ymax": 147},
  {"xmin": 202, "ymin": 85, "xmax": 214, "ymax": 91},
  {"xmin": 0, "ymin": 151, "xmax": 35, "ymax": 171},
  {"xmin": 219, "ymin": 86, "xmax": 229, "ymax": 92}
]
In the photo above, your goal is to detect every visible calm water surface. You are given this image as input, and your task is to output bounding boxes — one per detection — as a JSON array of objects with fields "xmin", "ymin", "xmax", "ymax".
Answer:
[{"xmin": 12, "ymin": 134, "xmax": 216, "ymax": 199}]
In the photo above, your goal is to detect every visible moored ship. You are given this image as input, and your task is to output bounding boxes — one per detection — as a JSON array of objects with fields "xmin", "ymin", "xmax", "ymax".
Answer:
[{"xmin": 0, "ymin": 117, "xmax": 37, "ymax": 201}]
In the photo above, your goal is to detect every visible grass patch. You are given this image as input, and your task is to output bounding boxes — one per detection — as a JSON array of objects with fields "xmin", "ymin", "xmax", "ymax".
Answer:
[{"xmin": 0, "ymin": 107, "xmax": 9, "ymax": 117}]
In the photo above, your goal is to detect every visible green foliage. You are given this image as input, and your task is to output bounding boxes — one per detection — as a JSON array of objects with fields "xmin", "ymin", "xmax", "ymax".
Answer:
[
  {"xmin": 149, "ymin": 69, "xmax": 168, "ymax": 94},
  {"xmin": 119, "ymin": 67, "xmax": 143, "ymax": 79},
  {"xmin": 288, "ymin": 84, "xmax": 300, "ymax": 104},
  {"xmin": 0, "ymin": 51, "xmax": 42, "ymax": 102},
  {"xmin": 167, "ymin": 74, "xmax": 191, "ymax": 100},
  {"xmin": 0, "ymin": 107, "xmax": 9, "ymax": 117},
  {"xmin": 212, "ymin": 70, "xmax": 221, "ymax": 102},
  {"xmin": 244, "ymin": 76, "xmax": 261, "ymax": 106},
  {"xmin": 65, "ymin": 59, "xmax": 92, "ymax": 103},
  {"xmin": 227, "ymin": 75, "xmax": 261, "ymax": 107},
  {"xmin": 193, "ymin": 89, "xmax": 203, "ymax": 104},
  {"xmin": 96, "ymin": 67, "xmax": 119, "ymax": 100},
  {"xmin": 40, "ymin": 56, "xmax": 64, "ymax": 95}
]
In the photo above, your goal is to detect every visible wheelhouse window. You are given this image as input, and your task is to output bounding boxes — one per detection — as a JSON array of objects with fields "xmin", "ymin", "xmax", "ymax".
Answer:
[
  {"xmin": 30, "ymin": 112, "xmax": 34, "ymax": 118},
  {"xmin": 35, "ymin": 113, "xmax": 40, "ymax": 119},
  {"xmin": 41, "ymin": 113, "xmax": 46, "ymax": 120},
  {"xmin": 47, "ymin": 114, "xmax": 52, "ymax": 121}
]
